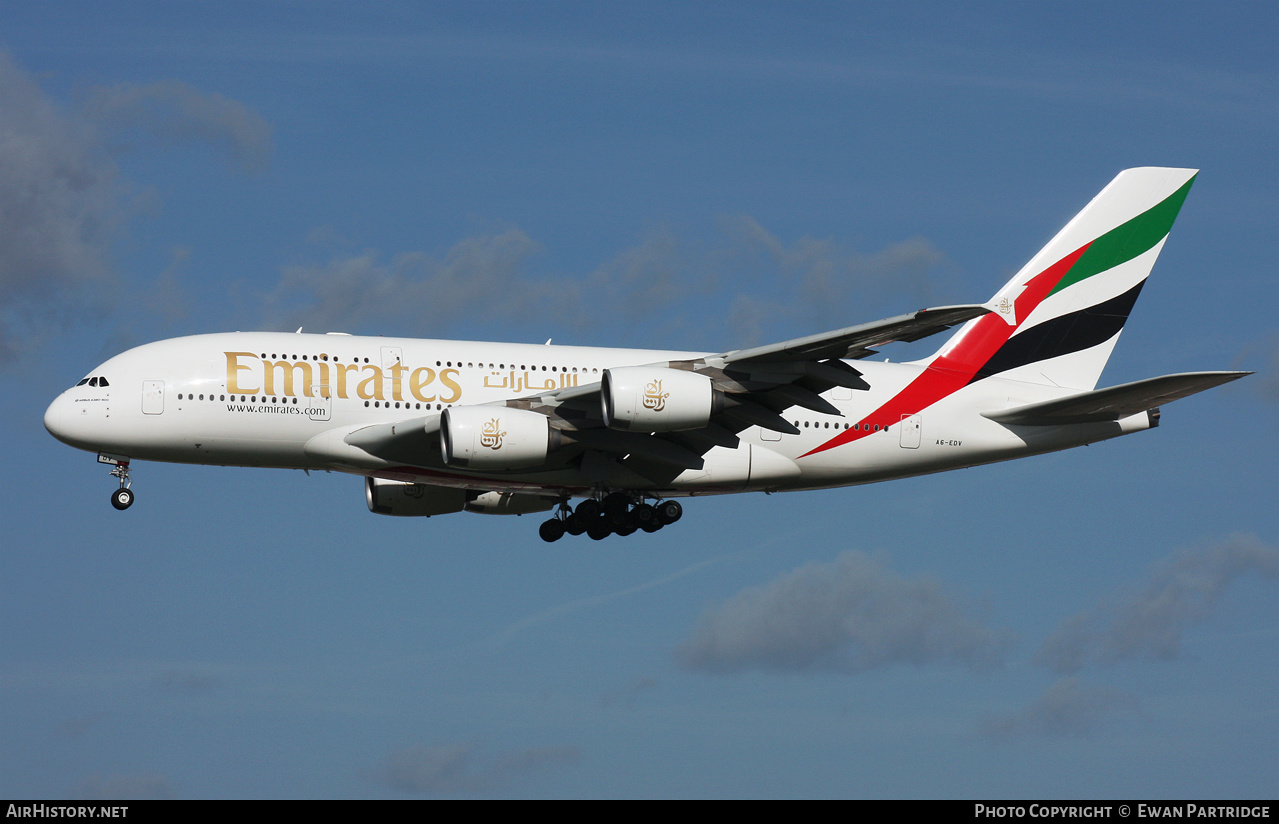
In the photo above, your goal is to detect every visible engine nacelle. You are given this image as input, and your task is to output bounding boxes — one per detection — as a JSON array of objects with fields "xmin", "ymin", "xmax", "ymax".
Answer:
[
  {"xmin": 602, "ymin": 366, "xmax": 721, "ymax": 432},
  {"xmin": 465, "ymin": 491, "xmax": 558, "ymax": 515},
  {"xmin": 365, "ymin": 477, "xmax": 467, "ymax": 517},
  {"xmin": 440, "ymin": 405, "xmax": 561, "ymax": 469}
]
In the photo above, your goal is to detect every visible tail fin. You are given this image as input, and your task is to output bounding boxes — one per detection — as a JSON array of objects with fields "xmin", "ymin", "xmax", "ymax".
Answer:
[{"xmin": 931, "ymin": 167, "xmax": 1198, "ymax": 390}]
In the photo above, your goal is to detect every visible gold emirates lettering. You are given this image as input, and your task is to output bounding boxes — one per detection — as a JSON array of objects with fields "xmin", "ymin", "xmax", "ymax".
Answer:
[{"xmin": 225, "ymin": 352, "xmax": 462, "ymax": 403}]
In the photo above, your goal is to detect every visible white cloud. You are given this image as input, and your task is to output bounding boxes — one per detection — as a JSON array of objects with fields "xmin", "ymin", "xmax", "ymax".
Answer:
[
  {"xmin": 82, "ymin": 79, "xmax": 273, "ymax": 173},
  {"xmin": 264, "ymin": 218, "xmax": 951, "ymax": 350},
  {"xmin": 0, "ymin": 49, "xmax": 273, "ymax": 362},
  {"xmin": 0, "ymin": 51, "xmax": 121, "ymax": 360},
  {"xmin": 1037, "ymin": 533, "xmax": 1279, "ymax": 673},
  {"xmin": 72, "ymin": 773, "xmax": 175, "ymax": 800},
  {"xmin": 601, "ymin": 676, "xmax": 658, "ymax": 709},
  {"xmin": 718, "ymin": 215, "xmax": 949, "ymax": 331},
  {"xmin": 152, "ymin": 668, "xmax": 221, "ymax": 695},
  {"xmin": 980, "ymin": 677, "xmax": 1140, "ymax": 741},
  {"xmin": 369, "ymin": 743, "xmax": 579, "ymax": 794},
  {"xmin": 265, "ymin": 229, "xmax": 553, "ymax": 334},
  {"xmin": 675, "ymin": 550, "xmax": 1011, "ymax": 674},
  {"xmin": 373, "ymin": 744, "xmax": 473, "ymax": 793}
]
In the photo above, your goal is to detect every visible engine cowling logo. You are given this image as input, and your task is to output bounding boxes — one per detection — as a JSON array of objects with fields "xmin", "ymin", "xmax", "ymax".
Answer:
[
  {"xmin": 643, "ymin": 379, "xmax": 669, "ymax": 412},
  {"xmin": 480, "ymin": 417, "xmax": 506, "ymax": 449}
]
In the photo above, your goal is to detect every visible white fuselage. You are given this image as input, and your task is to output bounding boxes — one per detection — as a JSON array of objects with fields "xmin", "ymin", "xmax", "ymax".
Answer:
[{"xmin": 44, "ymin": 331, "xmax": 1150, "ymax": 500}]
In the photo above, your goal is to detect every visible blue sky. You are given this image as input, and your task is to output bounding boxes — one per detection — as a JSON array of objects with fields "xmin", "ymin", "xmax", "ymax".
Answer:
[{"xmin": 2, "ymin": 2, "xmax": 1276, "ymax": 798}]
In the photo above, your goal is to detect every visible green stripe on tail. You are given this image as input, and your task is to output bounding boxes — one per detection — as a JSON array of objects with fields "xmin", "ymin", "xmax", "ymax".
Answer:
[{"xmin": 1048, "ymin": 174, "xmax": 1196, "ymax": 297}]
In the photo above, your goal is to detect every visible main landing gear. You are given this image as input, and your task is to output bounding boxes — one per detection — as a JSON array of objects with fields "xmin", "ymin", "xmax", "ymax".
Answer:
[
  {"xmin": 107, "ymin": 460, "xmax": 134, "ymax": 510},
  {"xmin": 538, "ymin": 492, "xmax": 682, "ymax": 542}
]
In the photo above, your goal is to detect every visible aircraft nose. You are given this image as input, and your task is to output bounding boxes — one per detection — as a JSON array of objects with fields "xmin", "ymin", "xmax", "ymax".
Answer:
[
  {"xmin": 44, "ymin": 390, "xmax": 95, "ymax": 450},
  {"xmin": 44, "ymin": 392, "xmax": 72, "ymax": 443}
]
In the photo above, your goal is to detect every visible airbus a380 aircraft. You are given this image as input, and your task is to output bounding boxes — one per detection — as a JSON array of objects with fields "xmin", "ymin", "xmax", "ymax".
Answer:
[{"xmin": 45, "ymin": 167, "xmax": 1248, "ymax": 541}]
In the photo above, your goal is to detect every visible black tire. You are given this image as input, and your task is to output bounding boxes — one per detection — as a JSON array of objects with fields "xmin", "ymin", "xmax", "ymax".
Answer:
[
  {"xmin": 539, "ymin": 519, "xmax": 566, "ymax": 543},
  {"xmin": 603, "ymin": 492, "xmax": 630, "ymax": 515},
  {"xmin": 110, "ymin": 488, "xmax": 134, "ymax": 511},
  {"xmin": 656, "ymin": 499, "xmax": 682, "ymax": 525},
  {"xmin": 564, "ymin": 514, "xmax": 587, "ymax": 536},
  {"xmin": 630, "ymin": 503, "xmax": 655, "ymax": 528},
  {"xmin": 586, "ymin": 518, "xmax": 612, "ymax": 540},
  {"xmin": 576, "ymin": 499, "xmax": 602, "ymax": 520}
]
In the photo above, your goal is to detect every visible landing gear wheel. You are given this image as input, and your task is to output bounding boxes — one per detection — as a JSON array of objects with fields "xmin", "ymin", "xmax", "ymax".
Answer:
[
  {"xmin": 586, "ymin": 519, "xmax": 612, "ymax": 541},
  {"xmin": 106, "ymin": 460, "xmax": 134, "ymax": 511},
  {"xmin": 564, "ymin": 513, "xmax": 587, "ymax": 536},
  {"xmin": 539, "ymin": 518, "xmax": 566, "ymax": 543},
  {"xmin": 656, "ymin": 500, "xmax": 682, "ymax": 525},
  {"xmin": 603, "ymin": 492, "xmax": 631, "ymax": 515},
  {"xmin": 630, "ymin": 503, "xmax": 656, "ymax": 529}
]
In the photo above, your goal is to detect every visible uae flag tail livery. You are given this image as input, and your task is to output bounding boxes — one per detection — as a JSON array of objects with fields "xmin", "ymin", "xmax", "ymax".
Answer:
[
  {"xmin": 802, "ymin": 167, "xmax": 1224, "ymax": 459},
  {"xmin": 945, "ymin": 165, "xmax": 1195, "ymax": 391}
]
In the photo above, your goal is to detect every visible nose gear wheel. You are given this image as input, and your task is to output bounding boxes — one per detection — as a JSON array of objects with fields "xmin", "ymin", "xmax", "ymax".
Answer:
[{"xmin": 108, "ymin": 461, "xmax": 134, "ymax": 510}]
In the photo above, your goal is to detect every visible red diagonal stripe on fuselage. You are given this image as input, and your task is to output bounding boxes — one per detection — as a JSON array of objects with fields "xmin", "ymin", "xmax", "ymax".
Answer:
[{"xmin": 799, "ymin": 241, "xmax": 1090, "ymax": 458}]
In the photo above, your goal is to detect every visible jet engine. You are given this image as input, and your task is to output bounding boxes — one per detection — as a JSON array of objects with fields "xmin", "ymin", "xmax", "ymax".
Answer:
[
  {"xmin": 365, "ymin": 478, "xmax": 467, "ymax": 517},
  {"xmin": 602, "ymin": 366, "xmax": 723, "ymax": 431},
  {"xmin": 440, "ymin": 405, "xmax": 563, "ymax": 469}
]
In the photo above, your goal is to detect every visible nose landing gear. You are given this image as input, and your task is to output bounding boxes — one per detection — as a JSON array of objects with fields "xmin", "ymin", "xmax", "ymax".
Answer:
[
  {"xmin": 105, "ymin": 458, "xmax": 134, "ymax": 510},
  {"xmin": 538, "ymin": 494, "xmax": 681, "ymax": 542}
]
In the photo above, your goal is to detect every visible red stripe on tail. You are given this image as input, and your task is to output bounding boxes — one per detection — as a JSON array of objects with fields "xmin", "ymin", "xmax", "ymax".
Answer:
[{"xmin": 799, "ymin": 242, "xmax": 1090, "ymax": 458}]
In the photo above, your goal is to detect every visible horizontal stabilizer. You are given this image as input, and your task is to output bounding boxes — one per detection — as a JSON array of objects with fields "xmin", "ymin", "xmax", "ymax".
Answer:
[{"xmin": 983, "ymin": 371, "xmax": 1250, "ymax": 425}]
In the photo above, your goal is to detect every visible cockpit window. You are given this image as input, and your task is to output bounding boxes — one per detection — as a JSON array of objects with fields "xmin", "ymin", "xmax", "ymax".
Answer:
[
  {"xmin": 89, "ymin": 377, "xmax": 99, "ymax": 387},
  {"xmin": 76, "ymin": 378, "xmax": 90, "ymax": 387},
  {"xmin": 98, "ymin": 377, "xmax": 109, "ymax": 387}
]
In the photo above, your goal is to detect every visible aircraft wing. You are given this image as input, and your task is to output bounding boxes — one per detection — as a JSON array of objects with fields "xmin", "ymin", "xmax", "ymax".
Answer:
[
  {"xmin": 488, "ymin": 304, "xmax": 991, "ymax": 481},
  {"xmin": 509, "ymin": 302, "xmax": 988, "ymax": 424},
  {"xmin": 982, "ymin": 371, "xmax": 1251, "ymax": 426},
  {"xmin": 310, "ymin": 303, "xmax": 990, "ymax": 480},
  {"xmin": 717, "ymin": 304, "xmax": 989, "ymax": 363}
]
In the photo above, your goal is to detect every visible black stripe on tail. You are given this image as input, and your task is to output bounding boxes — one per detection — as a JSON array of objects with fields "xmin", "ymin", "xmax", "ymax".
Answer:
[{"xmin": 972, "ymin": 279, "xmax": 1146, "ymax": 383}]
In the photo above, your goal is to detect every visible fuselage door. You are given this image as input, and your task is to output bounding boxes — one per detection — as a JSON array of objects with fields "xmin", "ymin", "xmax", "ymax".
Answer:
[
  {"xmin": 306, "ymin": 384, "xmax": 332, "ymax": 422},
  {"xmin": 381, "ymin": 346, "xmax": 404, "ymax": 401},
  {"xmin": 899, "ymin": 414, "xmax": 921, "ymax": 449},
  {"xmin": 142, "ymin": 380, "xmax": 165, "ymax": 415}
]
